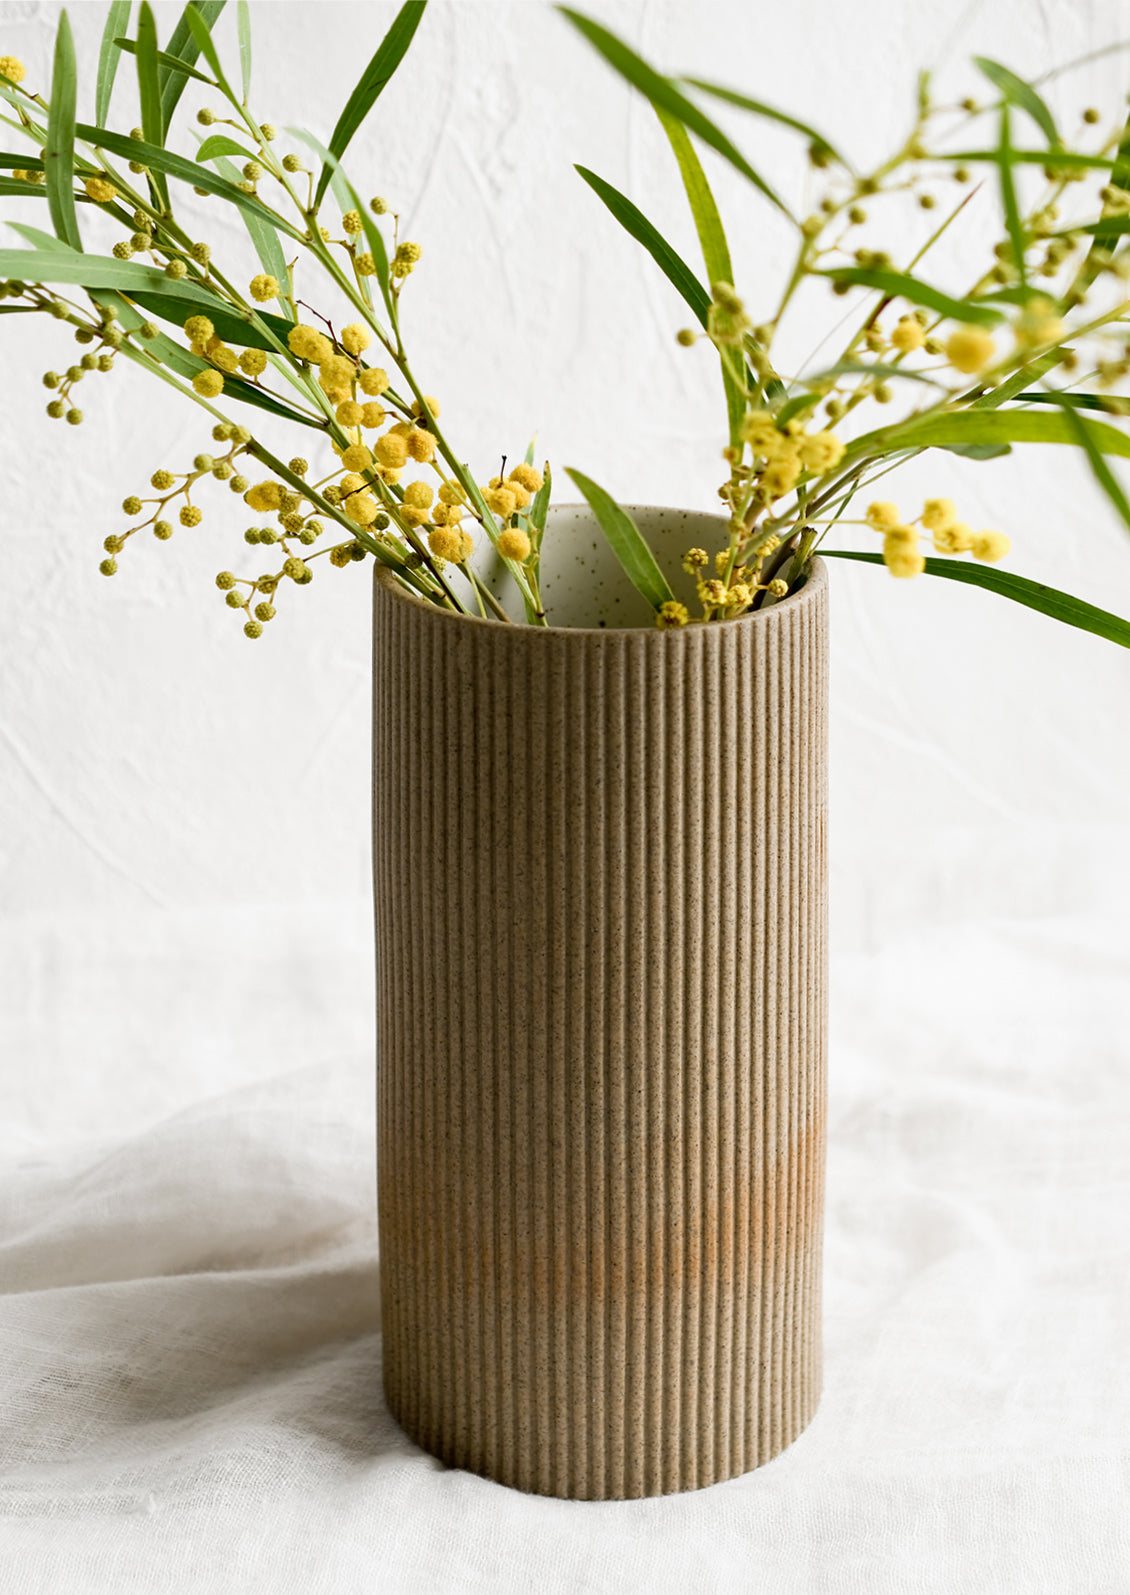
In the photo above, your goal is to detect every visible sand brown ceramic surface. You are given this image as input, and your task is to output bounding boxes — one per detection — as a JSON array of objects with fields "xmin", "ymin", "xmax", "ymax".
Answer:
[{"xmin": 372, "ymin": 509, "xmax": 829, "ymax": 1499}]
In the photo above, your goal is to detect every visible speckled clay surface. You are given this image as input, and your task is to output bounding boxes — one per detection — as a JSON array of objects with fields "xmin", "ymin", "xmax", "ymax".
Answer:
[{"xmin": 372, "ymin": 507, "xmax": 829, "ymax": 1500}]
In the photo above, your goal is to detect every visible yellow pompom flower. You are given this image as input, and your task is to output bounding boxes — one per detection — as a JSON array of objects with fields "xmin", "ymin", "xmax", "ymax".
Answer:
[
  {"xmin": 374, "ymin": 432, "xmax": 409, "ymax": 469},
  {"xmin": 921, "ymin": 497, "xmax": 957, "ymax": 532},
  {"xmin": 883, "ymin": 532, "xmax": 925, "ymax": 577},
  {"xmin": 884, "ymin": 524, "xmax": 919, "ymax": 548},
  {"xmin": 84, "ymin": 176, "xmax": 116, "ymax": 203},
  {"xmin": 336, "ymin": 399, "xmax": 365, "ymax": 427},
  {"xmin": 360, "ymin": 402, "xmax": 386, "ymax": 429},
  {"xmin": 945, "ymin": 325, "xmax": 996, "ymax": 374},
  {"xmin": 865, "ymin": 500, "xmax": 901, "ymax": 530},
  {"xmin": 508, "ymin": 462, "xmax": 543, "ymax": 493},
  {"xmin": 358, "ymin": 367, "xmax": 389, "ymax": 396},
  {"xmin": 184, "ymin": 315, "xmax": 214, "ymax": 344},
  {"xmin": 192, "ymin": 369, "xmax": 224, "ymax": 397},
  {"xmin": 210, "ymin": 345, "xmax": 239, "ymax": 374},
  {"xmin": 407, "ymin": 428, "xmax": 435, "ymax": 463},
  {"xmin": 341, "ymin": 323, "xmax": 372, "ymax": 356},
  {"xmin": 428, "ymin": 525, "xmax": 467, "ymax": 563},
  {"xmin": 656, "ymin": 601, "xmax": 690, "ymax": 629},
  {"xmin": 0, "ymin": 56, "xmax": 27, "ymax": 84},
  {"xmin": 760, "ymin": 452, "xmax": 801, "ymax": 497},
  {"xmin": 319, "ymin": 353, "xmax": 355, "ymax": 392},
  {"xmin": 403, "ymin": 480, "xmax": 435, "ymax": 510},
  {"xmin": 400, "ymin": 505, "xmax": 430, "ymax": 528},
  {"xmin": 485, "ymin": 485, "xmax": 517, "ymax": 519},
  {"xmin": 970, "ymin": 530, "xmax": 1010, "ymax": 561},
  {"xmin": 249, "ymin": 273, "xmax": 279, "ymax": 302},
  {"xmin": 411, "ymin": 394, "xmax": 441, "ymax": 420},
  {"xmin": 341, "ymin": 444, "xmax": 373, "ymax": 473},
  {"xmin": 890, "ymin": 315, "xmax": 925, "ymax": 353},
  {"xmin": 497, "ymin": 527, "xmax": 531, "ymax": 562},
  {"xmin": 244, "ymin": 481, "xmax": 283, "ymax": 511},
  {"xmin": 340, "ymin": 473, "xmax": 366, "ymax": 494},
  {"xmin": 797, "ymin": 430, "xmax": 845, "ymax": 474},
  {"xmin": 437, "ymin": 480, "xmax": 467, "ymax": 506},
  {"xmin": 932, "ymin": 520, "xmax": 975, "ymax": 554},
  {"xmin": 506, "ymin": 481, "xmax": 531, "ymax": 510},
  {"xmin": 739, "ymin": 410, "xmax": 782, "ymax": 452},
  {"xmin": 238, "ymin": 348, "xmax": 268, "ymax": 377},
  {"xmin": 287, "ymin": 324, "xmax": 333, "ymax": 364},
  {"xmin": 345, "ymin": 493, "xmax": 379, "ymax": 527}
]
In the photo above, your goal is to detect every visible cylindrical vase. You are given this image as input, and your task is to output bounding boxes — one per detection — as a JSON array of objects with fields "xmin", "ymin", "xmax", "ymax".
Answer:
[{"xmin": 372, "ymin": 506, "xmax": 829, "ymax": 1499}]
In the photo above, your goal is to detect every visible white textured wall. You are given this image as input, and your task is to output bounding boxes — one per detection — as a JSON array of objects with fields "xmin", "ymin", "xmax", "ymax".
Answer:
[{"xmin": 3, "ymin": 0, "xmax": 1130, "ymax": 1140}]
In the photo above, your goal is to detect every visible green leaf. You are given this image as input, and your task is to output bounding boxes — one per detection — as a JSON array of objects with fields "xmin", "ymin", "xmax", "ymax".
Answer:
[
  {"xmin": 0, "ymin": 178, "xmax": 49, "ymax": 199},
  {"xmin": 111, "ymin": 38, "xmax": 215, "ymax": 87},
  {"xmin": 654, "ymin": 105, "xmax": 744, "ymax": 446},
  {"xmin": 95, "ymin": 2, "xmax": 133, "ymax": 128},
  {"xmin": 557, "ymin": 9, "xmax": 793, "ymax": 221},
  {"xmin": 1041, "ymin": 393, "xmax": 1130, "ymax": 539},
  {"xmin": 973, "ymin": 57, "xmax": 1060, "ymax": 146},
  {"xmin": 563, "ymin": 468, "xmax": 675, "ymax": 611},
  {"xmin": 820, "ymin": 549, "xmax": 1130, "ymax": 651},
  {"xmin": 286, "ymin": 127, "xmax": 394, "ymax": 317},
  {"xmin": 938, "ymin": 441, "xmax": 1013, "ymax": 460},
  {"xmin": 237, "ymin": 0, "xmax": 251, "ymax": 101},
  {"xmin": 0, "ymin": 245, "xmax": 230, "ymax": 299},
  {"xmin": 72, "ymin": 124, "xmax": 305, "ymax": 240},
  {"xmin": 969, "ymin": 349, "xmax": 1064, "ymax": 408},
  {"xmin": 207, "ymin": 147, "xmax": 292, "ymax": 315},
  {"xmin": 44, "ymin": 9, "xmax": 81, "ymax": 252},
  {"xmin": 136, "ymin": 2, "xmax": 170, "ymax": 211},
  {"xmin": 195, "ymin": 132, "xmax": 254, "ymax": 162},
  {"xmin": 816, "ymin": 266, "xmax": 1003, "ymax": 325},
  {"xmin": 0, "ymin": 153, "xmax": 44, "ymax": 170},
  {"xmin": 776, "ymin": 392, "xmax": 822, "ymax": 428},
  {"xmin": 127, "ymin": 289, "xmax": 293, "ymax": 349},
  {"xmin": 160, "ymin": 0, "xmax": 226, "ymax": 131},
  {"xmin": 995, "ymin": 105, "xmax": 1027, "ymax": 286},
  {"xmin": 799, "ymin": 357, "xmax": 945, "ymax": 388},
  {"xmin": 6, "ymin": 221, "xmax": 76, "ymax": 250},
  {"xmin": 1013, "ymin": 390, "xmax": 1125, "ymax": 413},
  {"xmin": 314, "ymin": 1, "xmax": 427, "ymax": 210},
  {"xmin": 529, "ymin": 463, "xmax": 552, "ymax": 541},
  {"xmin": 849, "ymin": 407, "xmax": 1130, "ymax": 463},
  {"xmin": 943, "ymin": 148, "xmax": 1115, "ymax": 170},
  {"xmin": 680, "ymin": 77, "xmax": 849, "ymax": 170},
  {"xmin": 574, "ymin": 164, "xmax": 710, "ymax": 324},
  {"xmin": 0, "ymin": 304, "xmax": 36, "ymax": 314},
  {"xmin": 182, "ymin": 2, "xmax": 236, "ymax": 99}
]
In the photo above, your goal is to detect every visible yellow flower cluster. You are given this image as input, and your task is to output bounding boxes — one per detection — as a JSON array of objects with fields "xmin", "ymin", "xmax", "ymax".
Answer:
[
  {"xmin": 0, "ymin": 55, "xmax": 26, "ymax": 83},
  {"xmin": 865, "ymin": 498, "xmax": 1010, "ymax": 577},
  {"xmin": 737, "ymin": 410, "xmax": 846, "ymax": 501}
]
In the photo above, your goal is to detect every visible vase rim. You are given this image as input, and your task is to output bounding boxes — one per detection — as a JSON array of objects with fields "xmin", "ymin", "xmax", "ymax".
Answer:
[{"xmin": 374, "ymin": 504, "xmax": 828, "ymax": 636}]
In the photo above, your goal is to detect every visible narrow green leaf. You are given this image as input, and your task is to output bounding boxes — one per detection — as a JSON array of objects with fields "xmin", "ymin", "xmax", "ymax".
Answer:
[
  {"xmin": 128, "ymin": 289, "xmax": 293, "ymax": 349},
  {"xmin": 44, "ymin": 9, "xmax": 81, "ymax": 252},
  {"xmin": 314, "ymin": 1, "xmax": 427, "ymax": 210},
  {"xmin": 1073, "ymin": 215, "xmax": 1130, "ymax": 237},
  {"xmin": 195, "ymin": 132, "xmax": 254, "ymax": 162},
  {"xmin": 529, "ymin": 463, "xmax": 552, "ymax": 540},
  {"xmin": 996, "ymin": 105, "xmax": 1027, "ymax": 285},
  {"xmin": 1013, "ymin": 390, "xmax": 1125, "ymax": 413},
  {"xmin": 776, "ymin": 393, "xmax": 822, "ymax": 428},
  {"xmin": 1042, "ymin": 393, "xmax": 1130, "ymax": 538},
  {"xmin": 564, "ymin": 468, "xmax": 675, "ymax": 611},
  {"xmin": 799, "ymin": 357, "xmax": 945, "ymax": 388},
  {"xmin": 0, "ymin": 245, "xmax": 233, "ymax": 298},
  {"xmin": 95, "ymin": 2, "xmax": 133, "ymax": 128},
  {"xmin": 654, "ymin": 105, "xmax": 744, "ymax": 445},
  {"xmin": 182, "ymin": 2, "xmax": 235, "ymax": 99},
  {"xmin": 72, "ymin": 124, "xmax": 305, "ymax": 240},
  {"xmin": 816, "ymin": 266, "xmax": 1003, "ymax": 326},
  {"xmin": 971, "ymin": 284, "xmax": 1059, "ymax": 308},
  {"xmin": 160, "ymin": 0, "xmax": 226, "ymax": 131},
  {"xmin": 969, "ymin": 349, "xmax": 1063, "ymax": 408},
  {"xmin": 974, "ymin": 57, "xmax": 1060, "ymax": 146},
  {"xmin": 0, "ymin": 304, "xmax": 36, "ymax": 314},
  {"xmin": 0, "ymin": 178, "xmax": 49, "ymax": 199},
  {"xmin": 680, "ymin": 77, "xmax": 849, "ymax": 170},
  {"xmin": 136, "ymin": 2, "xmax": 170, "ymax": 210},
  {"xmin": 819, "ymin": 549, "xmax": 1130, "ymax": 651},
  {"xmin": 0, "ymin": 153, "xmax": 44, "ymax": 170},
  {"xmin": 287, "ymin": 127, "xmax": 393, "ymax": 317},
  {"xmin": 209, "ymin": 147, "xmax": 292, "ymax": 316},
  {"xmin": 938, "ymin": 442, "xmax": 1013, "ymax": 460},
  {"xmin": 942, "ymin": 148, "xmax": 1115, "ymax": 170},
  {"xmin": 112, "ymin": 38, "xmax": 215, "ymax": 87},
  {"xmin": 237, "ymin": 0, "xmax": 251, "ymax": 101},
  {"xmin": 574, "ymin": 164, "xmax": 710, "ymax": 324},
  {"xmin": 848, "ymin": 406, "xmax": 1130, "ymax": 463},
  {"xmin": 558, "ymin": 9, "xmax": 793, "ymax": 221},
  {"xmin": 6, "ymin": 221, "xmax": 76, "ymax": 250}
]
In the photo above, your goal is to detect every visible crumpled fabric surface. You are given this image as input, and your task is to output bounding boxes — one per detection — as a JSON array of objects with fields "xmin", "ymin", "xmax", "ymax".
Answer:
[{"xmin": 2, "ymin": 917, "xmax": 1129, "ymax": 1595}]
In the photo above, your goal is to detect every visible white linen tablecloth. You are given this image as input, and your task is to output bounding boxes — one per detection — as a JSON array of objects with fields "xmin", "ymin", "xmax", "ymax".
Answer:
[{"xmin": 2, "ymin": 916, "xmax": 1129, "ymax": 1594}]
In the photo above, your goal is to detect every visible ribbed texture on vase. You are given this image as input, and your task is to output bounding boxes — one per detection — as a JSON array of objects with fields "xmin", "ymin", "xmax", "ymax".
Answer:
[{"xmin": 372, "ymin": 559, "xmax": 829, "ymax": 1500}]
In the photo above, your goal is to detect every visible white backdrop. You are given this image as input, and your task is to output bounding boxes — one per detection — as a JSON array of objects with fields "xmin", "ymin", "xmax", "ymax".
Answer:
[{"xmin": 2, "ymin": 3, "xmax": 1130, "ymax": 1590}]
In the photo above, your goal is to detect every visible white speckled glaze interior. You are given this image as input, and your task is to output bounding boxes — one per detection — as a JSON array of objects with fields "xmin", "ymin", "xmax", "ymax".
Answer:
[{"xmin": 461, "ymin": 504, "xmax": 736, "ymax": 629}]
